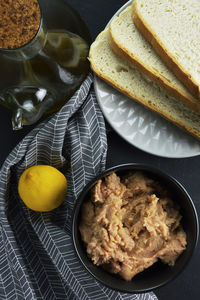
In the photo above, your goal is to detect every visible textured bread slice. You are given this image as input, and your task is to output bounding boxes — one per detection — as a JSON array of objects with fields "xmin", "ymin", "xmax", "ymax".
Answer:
[
  {"xmin": 133, "ymin": 0, "xmax": 200, "ymax": 99},
  {"xmin": 110, "ymin": 5, "xmax": 200, "ymax": 114},
  {"xmin": 89, "ymin": 29, "xmax": 200, "ymax": 140}
]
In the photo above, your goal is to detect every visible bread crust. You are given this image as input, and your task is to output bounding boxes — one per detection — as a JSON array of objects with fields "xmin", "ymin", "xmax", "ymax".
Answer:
[
  {"xmin": 133, "ymin": 1, "xmax": 200, "ymax": 99},
  {"xmin": 109, "ymin": 26, "xmax": 200, "ymax": 114},
  {"xmin": 89, "ymin": 58, "xmax": 200, "ymax": 140},
  {"xmin": 89, "ymin": 29, "xmax": 200, "ymax": 140}
]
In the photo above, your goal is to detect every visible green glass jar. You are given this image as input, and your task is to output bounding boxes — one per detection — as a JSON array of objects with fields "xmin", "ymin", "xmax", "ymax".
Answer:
[{"xmin": 0, "ymin": 0, "xmax": 90, "ymax": 130}]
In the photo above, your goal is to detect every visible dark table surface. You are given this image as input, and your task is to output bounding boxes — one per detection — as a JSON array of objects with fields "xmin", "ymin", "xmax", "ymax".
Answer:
[{"xmin": 0, "ymin": 0, "xmax": 199, "ymax": 299}]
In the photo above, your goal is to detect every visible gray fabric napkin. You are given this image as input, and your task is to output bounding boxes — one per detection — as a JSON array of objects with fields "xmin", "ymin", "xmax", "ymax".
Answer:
[{"xmin": 0, "ymin": 73, "xmax": 158, "ymax": 300}]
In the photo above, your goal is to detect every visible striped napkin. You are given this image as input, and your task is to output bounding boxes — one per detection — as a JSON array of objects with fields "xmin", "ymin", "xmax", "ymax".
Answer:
[{"xmin": 0, "ymin": 73, "xmax": 158, "ymax": 300}]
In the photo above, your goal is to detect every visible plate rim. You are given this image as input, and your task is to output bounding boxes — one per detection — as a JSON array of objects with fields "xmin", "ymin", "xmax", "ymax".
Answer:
[{"xmin": 94, "ymin": 0, "xmax": 200, "ymax": 159}]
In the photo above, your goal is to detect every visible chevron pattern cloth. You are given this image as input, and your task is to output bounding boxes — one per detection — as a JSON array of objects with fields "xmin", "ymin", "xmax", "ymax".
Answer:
[{"xmin": 0, "ymin": 74, "xmax": 157, "ymax": 300}]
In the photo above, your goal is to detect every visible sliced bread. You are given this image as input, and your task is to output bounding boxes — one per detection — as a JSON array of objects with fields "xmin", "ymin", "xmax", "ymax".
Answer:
[
  {"xmin": 133, "ymin": 0, "xmax": 200, "ymax": 99},
  {"xmin": 109, "ymin": 5, "xmax": 200, "ymax": 114},
  {"xmin": 89, "ymin": 28, "xmax": 200, "ymax": 140}
]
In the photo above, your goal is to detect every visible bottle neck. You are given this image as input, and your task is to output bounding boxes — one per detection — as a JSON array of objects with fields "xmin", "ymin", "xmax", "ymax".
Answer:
[{"xmin": 0, "ymin": 17, "xmax": 47, "ymax": 61}]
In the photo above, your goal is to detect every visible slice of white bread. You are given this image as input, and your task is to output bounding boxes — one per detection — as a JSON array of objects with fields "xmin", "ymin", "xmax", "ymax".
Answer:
[
  {"xmin": 133, "ymin": 0, "xmax": 200, "ymax": 99},
  {"xmin": 89, "ymin": 28, "xmax": 200, "ymax": 140},
  {"xmin": 109, "ymin": 5, "xmax": 200, "ymax": 114}
]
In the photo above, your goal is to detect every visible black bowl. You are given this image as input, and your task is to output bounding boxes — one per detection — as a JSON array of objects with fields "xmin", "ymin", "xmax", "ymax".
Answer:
[{"xmin": 72, "ymin": 163, "xmax": 199, "ymax": 293}]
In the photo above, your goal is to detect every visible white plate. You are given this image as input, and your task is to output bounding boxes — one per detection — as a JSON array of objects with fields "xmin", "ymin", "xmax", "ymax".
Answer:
[{"xmin": 94, "ymin": 0, "xmax": 200, "ymax": 158}]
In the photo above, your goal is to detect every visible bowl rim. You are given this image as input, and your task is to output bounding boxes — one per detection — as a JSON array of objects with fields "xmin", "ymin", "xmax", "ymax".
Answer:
[{"xmin": 72, "ymin": 163, "xmax": 199, "ymax": 293}]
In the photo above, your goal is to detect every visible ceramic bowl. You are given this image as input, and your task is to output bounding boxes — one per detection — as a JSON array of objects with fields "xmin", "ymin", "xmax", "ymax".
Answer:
[{"xmin": 72, "ymin": 163, "xmax": 199, "ymax": 293}]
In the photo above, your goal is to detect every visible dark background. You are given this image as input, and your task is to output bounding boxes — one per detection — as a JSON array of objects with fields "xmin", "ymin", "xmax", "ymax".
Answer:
[{"xmin": 0, "ymin": 0, "xmax": 199, "ymax": 299}]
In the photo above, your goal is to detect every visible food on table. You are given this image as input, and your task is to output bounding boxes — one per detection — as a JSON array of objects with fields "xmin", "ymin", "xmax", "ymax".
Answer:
[
  {"xmin": 18, "ymin": 165, "xmax": 67, "ymax": 212},
  {"xmin": 89, "ymin": 29, "xmax": 200, "ymax": 140},
  {"xmin": 79, "ymin": 171, "xmax": 186, "ymax": 280},
  {"xmin": 89, "ymin": 0, "xmax": 200, "ymax": 140},
  {"xmin": 133, "ymin": 0, "xmax": 200, "ymax": 99},
  {"xmin": 0, "ymin": 0, "xmax": 41, "ymax": 49},
  {"xmin": 109, "ymin": 5, "xmax": 200, "ymax": 114}
]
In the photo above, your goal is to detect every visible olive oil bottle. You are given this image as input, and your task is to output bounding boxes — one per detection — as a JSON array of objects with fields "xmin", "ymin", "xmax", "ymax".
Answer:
[{"xmin": 0, "ymin": 0, "xmax": 90, "ymax": 129}]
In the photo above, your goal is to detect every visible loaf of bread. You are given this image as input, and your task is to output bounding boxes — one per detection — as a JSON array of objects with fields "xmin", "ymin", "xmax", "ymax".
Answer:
[
  {"xmin": 133, "ymin": 0, "xmax": 200, "ymax": 99},
  {"xmin": 109, "ymin": 5, "xmax": 200, "ymax": 114},
  {"xmin": 89, "ymin": 29, "xmax": 200, "ymax": 140}
]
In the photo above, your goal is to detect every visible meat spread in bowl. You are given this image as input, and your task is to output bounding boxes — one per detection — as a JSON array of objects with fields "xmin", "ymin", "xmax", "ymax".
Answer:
[{"xmin": 79, "ymin": 171, "xmax": 187, "ymax": 281}]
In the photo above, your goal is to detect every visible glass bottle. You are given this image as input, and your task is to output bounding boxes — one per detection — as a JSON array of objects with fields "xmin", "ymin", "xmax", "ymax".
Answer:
[{"xmin": 0, "ymin": 0, "xmax": 90, "ymax": 130}]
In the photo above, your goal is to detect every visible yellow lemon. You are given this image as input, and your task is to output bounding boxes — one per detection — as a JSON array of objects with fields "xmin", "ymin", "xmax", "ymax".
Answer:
[{"xmin": 18, "ymin": 165, "xmax": 67, "ymax": 212}]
